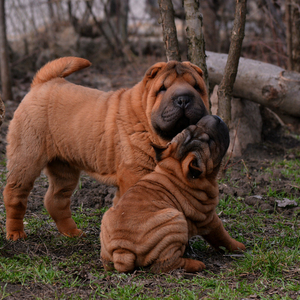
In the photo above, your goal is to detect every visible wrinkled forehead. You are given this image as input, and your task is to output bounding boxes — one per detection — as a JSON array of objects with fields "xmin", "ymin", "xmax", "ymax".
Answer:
[
  {"xmin": 170, "ymin": 126, "xmax": 207, "ymax": 158},
  {"xmin": 159, "ymin": 63, "xmax": 200, "ymax": 87}
]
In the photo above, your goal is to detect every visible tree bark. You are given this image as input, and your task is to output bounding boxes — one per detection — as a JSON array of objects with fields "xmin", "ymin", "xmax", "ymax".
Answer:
[
  {"xmin": 291, "ymin": 0, "xmax": 300, "ymax": 72},
  {"xmin": 183, "ymin": 0, "xmax": 209, "ymax": 94},
  {"xmin": 207, "ymin": 51, "xmax": 300, "ymax": 118},
  {"xmin": 285, "ymin": 0, "xmax": 293, "ymax": 71},
  {"xmin": 109, "ymin": 0, "xmax": 129, "ymax": 43},
  {"xmin": 158, "ymin": 0, "xmax": 181, "ymax": 61},
  {"xmin": 0, "ymin": 0, "xmax": 13, "ymax": 101},
  {"xmin": 86, "ymin": 1, "xmax": 122, "ymax": 57},
  {"xmin": 0, "ymin": 93, "xmax": 4, "ymax": 127},
  {"xmin": 217, "ymin": 0, "xmax": 247, "ymax": 125}
]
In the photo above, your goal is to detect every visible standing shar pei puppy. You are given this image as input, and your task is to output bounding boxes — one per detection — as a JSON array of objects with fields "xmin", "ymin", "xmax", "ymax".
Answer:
[
  {"xmin": 3, "ymin": 57, "xmax": 209, "ymax": 240},
  {"xmin": 100, "ymin": 115, "xmax": 246, "ymax": 273}
]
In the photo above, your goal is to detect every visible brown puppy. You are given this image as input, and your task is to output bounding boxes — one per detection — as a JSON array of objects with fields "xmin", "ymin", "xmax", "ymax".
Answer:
[
  {"xmin": 100, "ymin": 115, "xmax": 245, "ymax": 273},
  {"xmin": 3, "ymin": 57, "xmax": 209, "ymax": 240}
]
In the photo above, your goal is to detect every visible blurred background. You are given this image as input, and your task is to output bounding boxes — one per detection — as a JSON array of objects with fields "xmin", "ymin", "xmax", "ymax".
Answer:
[
  {"xmin": 5, "ymin": 0, "xmax": 295, "ymax": 71},
  {"xmin": 1, "ymin": 0, "xmax": 299, "ymax": 156}
]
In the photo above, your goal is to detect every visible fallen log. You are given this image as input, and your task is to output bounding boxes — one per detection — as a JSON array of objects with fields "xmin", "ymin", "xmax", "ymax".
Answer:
[{"xmin": 206, "ymin": 51, "xmax": 300, "ymax": 117}]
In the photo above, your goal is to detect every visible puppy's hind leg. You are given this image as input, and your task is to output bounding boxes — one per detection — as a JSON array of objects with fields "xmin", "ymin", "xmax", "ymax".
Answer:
[
  {"xmin": 4, "ymin": 156, "xmax": 47, "ymax": 241},
  {"xmin": 112, "ymin": 249, "xmax": 136, "ymax": 273},
  {"xmin": 44, "ymin": 159, "xmax": 83, "ymax": 237}
]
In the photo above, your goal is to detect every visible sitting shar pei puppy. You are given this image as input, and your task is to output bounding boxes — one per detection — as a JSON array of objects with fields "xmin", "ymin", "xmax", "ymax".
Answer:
[
  {"xmin": 100, "ymin": 115, "xmax": 246, "ymax": 273},
  {"xmin": 3, "ymin": 57, "xmax": 209, "ymax": 240}
]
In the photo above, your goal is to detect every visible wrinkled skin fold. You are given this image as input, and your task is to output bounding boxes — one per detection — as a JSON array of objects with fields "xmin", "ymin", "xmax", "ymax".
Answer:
[
  {"xmin": 100, "ymin": 115, "xmax": 246, "ymax": 273},
  {"xmin": 3, "ymin": 57, "xmax": 209, "ymax": 240}
]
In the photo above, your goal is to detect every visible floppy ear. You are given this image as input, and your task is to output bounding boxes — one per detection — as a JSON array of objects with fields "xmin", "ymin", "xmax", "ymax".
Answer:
[
  {"xmin": 182, "ymin": 61, "xmax": 203, "ymax": 77},
  {"xmin": 188, "ymin": 158, "xmax": 203, "ymax": 179},
  {"xmin": 182, "ymin": 152, "xmax": 203, "ymax": 179},
  {"xmin": 151, "ymin": 143, "xmax": 169, "ymax": 162},
  {"xmin": 145, "ymin": 62, "xmax": 166, "ymax": 79}
]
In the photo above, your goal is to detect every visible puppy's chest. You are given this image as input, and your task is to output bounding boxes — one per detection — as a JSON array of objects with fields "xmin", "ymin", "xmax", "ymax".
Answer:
[
  {"xmin": 186, "ymin": 212, "xmax": 215, "ymax": 237},
  {"xmin": 183, "ymin": 199, "xmax": 217, "ymax": 235}
]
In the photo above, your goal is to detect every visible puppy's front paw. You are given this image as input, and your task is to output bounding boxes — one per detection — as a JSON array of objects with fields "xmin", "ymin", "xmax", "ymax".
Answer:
[
  {"xmin": 228, "ymin": 240, "xmax": 246, "ymax": 252},
  {"xmin": 6, "ymin": 230, "xmax": 27, "ymax": 241},
  {"xmin": 61, "ymin": 229, "xmax": 86, "ymax": 238},
  {"xmin": 182, "ymin": 258, "xmax": 206, "ymax": 272}
]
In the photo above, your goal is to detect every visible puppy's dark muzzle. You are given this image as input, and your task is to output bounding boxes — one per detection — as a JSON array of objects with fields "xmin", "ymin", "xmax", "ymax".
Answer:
[
  {"xmin": 213, "ymin": 115, "xmax": 222, "ymax": 122},
  {"xmin": 173, "ymin": 95, "xmax": 192, "ymax": 109}
]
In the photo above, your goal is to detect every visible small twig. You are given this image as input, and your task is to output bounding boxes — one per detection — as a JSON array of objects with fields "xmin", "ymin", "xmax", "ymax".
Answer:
[
  {"xmin": 289, "ymin": 184, "xmax": 300, "ymax": 190},
  {"xmin": 223, "ymin": 159, "xmax": 243, "ymax": 171},
  {"xmin": 241, "ymin": 159, "xmax": 251, "ymax": 180},
  {"xmin": 223, "ymin": 118, "xmax": 241, "ymax": 171},
  {"xmin": 11, "ymin": 49, "xmax": 39, "ymax": 67},
  {"xmin": 223, "ymin": 254, "xmax": 245, "ymax": 257}
]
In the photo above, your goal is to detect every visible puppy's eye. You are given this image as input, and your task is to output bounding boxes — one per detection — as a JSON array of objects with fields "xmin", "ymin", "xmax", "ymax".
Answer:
[
  {"xmin": 208, "ymin": 137, "xmax": 216, "ymax": 148},
  {"xmin": 194, "ymin": 84, "xmax": 201, "ymax": 93},
  {"xmin": 157, "ymin": 85, "xmax": 166, "ymax": 94}
]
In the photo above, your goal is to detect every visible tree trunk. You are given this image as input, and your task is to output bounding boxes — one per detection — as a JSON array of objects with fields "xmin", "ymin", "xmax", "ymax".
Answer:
[
  {"xmin": 86, "ymin": 1, "xmax": 122, "ymax": 57},
  {"xmin": 0, "ymin": 93, "xmax": 4, "ymax": 128},
  {"xmin": 207, "ymin": 51, "xmax": 300, "ymax": 118},
  {"xmin": 158, "ymin": 0, "xmax": 181, "ymax": 61},
  {"xmin": 285, "ymin": 0, "xmax": 293, "ymax": 71},
  {"xmin": 291, "ymin": 0, "xmax": 300, "ymax": 72},
  {"xmin": 217, "ymin": 0, "xmax": 247, "ymax": 125},
  {"xmin": 111, "ymin": 0, "xmax": 129, "ymax": 43},
  {"xmin": 183, "ymin": 0, "xmax": 209, "ymax": 94},
  {"xmin": 0, "ymin": 0, "xmax": 13, "ymax": 101}
]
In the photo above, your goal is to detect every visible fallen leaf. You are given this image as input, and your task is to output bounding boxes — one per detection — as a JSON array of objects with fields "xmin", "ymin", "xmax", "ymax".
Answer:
[{"xmin": 275, "ymin": 198, "xmax": 298, "ymax": 208}]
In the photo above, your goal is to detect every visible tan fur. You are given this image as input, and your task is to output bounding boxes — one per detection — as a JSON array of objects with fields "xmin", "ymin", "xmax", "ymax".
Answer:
[
  {"xmin": 100, "ymin": 116, "xmax": 245, "ymax": 273},
  {"xmin": 3, "ymin": 57, "xmax": 209, "ymax": 240}
]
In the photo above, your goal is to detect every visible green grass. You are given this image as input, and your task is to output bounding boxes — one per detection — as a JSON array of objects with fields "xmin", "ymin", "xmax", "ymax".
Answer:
[
  {"xmin": 265, "ymin": 159, "xmax": 300, "ymax": 186},
  {"xmin": 0, "ymin": 255, "xmax": 63, "ymax": 285},
  {"xmin": 1, "ymin": 157, "xmax": 300, "ymax": 299}
]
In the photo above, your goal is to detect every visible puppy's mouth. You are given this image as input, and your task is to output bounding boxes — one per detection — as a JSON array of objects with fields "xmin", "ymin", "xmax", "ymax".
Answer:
[
  {"xmin": 152, "ymin": 110, "xmax": 204, "ymax": 140},
  {"xmin": 157, "ymin": 116, "xmax": 191, "ymax": 140}
]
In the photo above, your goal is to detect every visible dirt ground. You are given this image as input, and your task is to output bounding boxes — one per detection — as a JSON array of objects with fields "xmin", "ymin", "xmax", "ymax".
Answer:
[{"xmin": 0, "ymin": 57, "xmax": 300, "ymax": 299}]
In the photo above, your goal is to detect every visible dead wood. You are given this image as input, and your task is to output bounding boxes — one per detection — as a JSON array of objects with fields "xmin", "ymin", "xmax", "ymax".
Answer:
[{"xmin": 207, "ymin": 51, "xmax": 300, "ymax": 118}]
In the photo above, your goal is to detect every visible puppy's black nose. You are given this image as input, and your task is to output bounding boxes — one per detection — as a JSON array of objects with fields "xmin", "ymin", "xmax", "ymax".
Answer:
[
  {"xmin": 174, "ymin": 95, "xmax": 191, "ymax": 109},
  {"xmin": 213, "ymin": 115, "xmax": 222, "ymax": 122},
  {"xmin": 213, "ymin": 115, "xmax": 228, "ymax": 127}
]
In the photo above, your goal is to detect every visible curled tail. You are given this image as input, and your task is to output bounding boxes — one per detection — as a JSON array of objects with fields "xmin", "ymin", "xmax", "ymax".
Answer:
[
  {"xmin": 113, "ymin": 249, "xmax": 136, "ymax": 273},
  {"xmin": 31, "ymin": 57, "xmax": 91, "ymax": 88}
]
